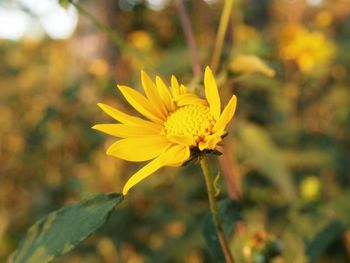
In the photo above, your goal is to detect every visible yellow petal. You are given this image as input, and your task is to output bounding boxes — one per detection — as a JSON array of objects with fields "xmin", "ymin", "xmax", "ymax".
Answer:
[
  {"xmin": 213, "ymin": 95, "xmax": 237, "ymax": 133},
  {"xmin": 198, "ymin": 134, "xmax": 222, "ymax": 150},
  {"xmin": 175, "ymin": 93, "xmax": 208, "ymax": 107},
  {"xmin": 92, "ymin": 124, "xmax": 160, "ymax": 138},
  {"xmin": 156, "ymin": 76, "xmax": 175, "ymax": 112},
  {"xmin": 117, "ymin": 85, "xmax": 164, "ymax": 124},
  {"xmin": 122, "ymin": 155, "xmax": 164, "ymax": 195},
  {"xmin": 97, "ymin": 103, "xmax": 161, "ymax": 130},
  {"xmin": 166, "ymin": 135, "xmax": 196, "ymax": 146},
  {"xmin": 179, "ymin": 84, "xmax": 188, "ymax": 95},
  {"xmin": 107, "ymin": 136, "xmax": 170, "ymax": 162},
  {"xmin": 204, "ymin": 66, "xmax": 221, "ymax": 120},
  {"xmin": 166, "ymin": 145, "xmax": 190, "ymax": 167},
  {"xmin": 171, "ymin": 75, "xmax": 180, "ymax": 98},
  {"xmin": 122, "ymin": 145, "xmax": 190, "ymax": 195},
  {"xmin": 141, "ymin": 71, "xmax": 168, "ymax": 118}
]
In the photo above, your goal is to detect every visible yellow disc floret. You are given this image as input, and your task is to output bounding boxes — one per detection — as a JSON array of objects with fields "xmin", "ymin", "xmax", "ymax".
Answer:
[{"xmin": 163, "ymin": 104, "xmax": 215, "ymax": 145}]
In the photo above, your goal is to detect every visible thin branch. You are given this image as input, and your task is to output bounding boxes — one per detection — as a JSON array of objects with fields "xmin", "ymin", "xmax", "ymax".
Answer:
[
  {"xmin": 175, "ymin": 0, "xmax": 202, "ymax": 78},
  {"xmin": 71, "ymin": 1, "xmax": 144, "ymax": 62},
  {"xmin": 211, "ymin": 0, "xmax": 234, "ymax": 73}
]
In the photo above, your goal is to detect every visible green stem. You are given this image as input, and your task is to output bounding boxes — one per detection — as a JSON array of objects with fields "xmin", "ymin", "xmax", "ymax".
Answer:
[
  {"xmin": 200, "ymin": 156, "xmax": 235, "ymax": 263},
  {"xmin": 71, "ymin": 1, "xmax": 144, "ymax": 62},
  {"xmin": 210, "ymin": 0, "xmax": 234, "ymax": 73}
]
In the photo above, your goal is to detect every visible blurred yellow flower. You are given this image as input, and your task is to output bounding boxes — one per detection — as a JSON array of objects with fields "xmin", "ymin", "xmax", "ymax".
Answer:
[
  {"xmin": 300, "ymin": 176, "xmax": 321, "ymax": 200},
  {"xmin": 127, "ymin": 30, "xmax": 153, "ymax": 51},
  {"xmin": 89, "ymin": 59, "xmax": 108, "ymax": 76},
  {"xmin": 93, "ymin": 67, "xmax": 237, "ymax": 195},
  {"xmin": 126, "ymin": 31, "xmax": 154, "ymax": 70},
  {"xmin": 234, "ymin": 24, "xmax": 259, "ymax": 44},
  {"xmin": 279, "ymin": 26, "xmax": 334, "ymax": 73},
  {"xmin": 315, "ymin": 11, "xmax": 333, "ymax": 28}
]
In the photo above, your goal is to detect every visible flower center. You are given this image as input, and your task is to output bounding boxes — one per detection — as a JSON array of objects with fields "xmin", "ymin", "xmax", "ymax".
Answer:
[{"xmin": 163, "ymin": 104, "xmax": 215, "ymax": 141}]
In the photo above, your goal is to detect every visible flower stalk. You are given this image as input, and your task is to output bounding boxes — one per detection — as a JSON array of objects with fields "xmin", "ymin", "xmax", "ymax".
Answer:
[
  {"xmin": 200, "ymin": 156, "xmax": 235, "ymax": 263},
  {"xmin": 71, "ymin": 1, "xmax": 144, "ymax": 64},
  {"xmin": 211, "ymin": 0, "xmax": 234, "ymax": 72}
]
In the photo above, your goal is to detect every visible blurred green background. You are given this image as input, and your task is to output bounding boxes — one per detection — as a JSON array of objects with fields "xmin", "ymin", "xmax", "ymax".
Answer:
[{"xmin": 1, "ymin": 0, "xmax": 350, "ymax": 262}]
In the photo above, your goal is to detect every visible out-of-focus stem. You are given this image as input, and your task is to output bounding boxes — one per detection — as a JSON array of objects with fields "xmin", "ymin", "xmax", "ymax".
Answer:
[
  {"xmin": 71, "ymin": 1, "xmax": 143, "ymax": 62},
  {"xmin": 343, "ymin": 232, "xmax": 350, "ymax": 258},
  {"xmin": 211, "ymin": 0, "xmax": 234, "ymax": 72},
  {"xmin": 175, "ymin": 0, "xmax": 202, "ymax": 78},
  {"xmin": 200, "ymin": 156, "xmax": 235, "ymax": 263},
  {"xmin": 218, "ymin": 144, "xmax": 241, "ymax": 200}
]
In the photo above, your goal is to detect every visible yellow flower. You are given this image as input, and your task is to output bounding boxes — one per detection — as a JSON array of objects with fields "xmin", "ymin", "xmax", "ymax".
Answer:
[
  {"xmin": 93, "ymin": 67, "xmax": 237, "ymax": 195},
  {"xmin": 127, "ymin": 30, "xmax": 153, "ymax": 51},
  {"xmin": 300, "ymin": 176, "xmax": 321, "ymax": 201},
  {"xmin": 279, "ymin": 26, "xmax": 334, "ymax": 73}
]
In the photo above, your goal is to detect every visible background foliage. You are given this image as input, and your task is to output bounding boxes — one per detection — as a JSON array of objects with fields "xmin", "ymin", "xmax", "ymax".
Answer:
[{"xmin": 1, "ymin": 0, "xmax": 350, "ymax": 262}]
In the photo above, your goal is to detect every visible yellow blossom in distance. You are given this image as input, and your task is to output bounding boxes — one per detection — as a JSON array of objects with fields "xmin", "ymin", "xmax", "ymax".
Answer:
[
  {"xmin": 279, "ymin": 26, "xmax": 334, "ymax": 73},
  {"xmin": 300, "ymin": 176, "xmax": 321, "ymax": 200},
  {"xmin": 127, "ymin": 30, "xmax": 153, "ymax": 51},
  {"xmin": 93, "ymin": 67, "xmax": 237, "ymax": 195}
]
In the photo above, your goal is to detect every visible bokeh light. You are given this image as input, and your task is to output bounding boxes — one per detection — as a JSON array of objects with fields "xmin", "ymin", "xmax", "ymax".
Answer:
[
  {"xmin": 0, "ymin": 0, "xmax": 78, "ymax": 40},
  {"xmin": 0, "ymin": 8, "xmax": 30, "ymax": 40}
]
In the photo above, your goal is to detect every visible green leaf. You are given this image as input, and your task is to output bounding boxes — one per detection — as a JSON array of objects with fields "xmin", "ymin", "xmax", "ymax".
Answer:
[
  {"xmin": 10, "ymin": 193, "xmax": 124, "ymax": 263},
  {"xmin": 237, "ymin": 121, "xmax": 297, "ymax": 202},
  {"xmin": 306, "ymin": 220, "xmax": 345, "ymax": 263},
  {"xmin": 58, "ymin": 0, "xmax": 70, "ymax": 8},
  {"xmin": 281, "ymin": 149, "xmax": 333, "ymax": 169},
  {"xmin": 202, "ymin": 199, "xmax": 241, "ymax": 262},
  {"xmin": 282, "ymin": 192, "xmax": 350, "ymax": 262},
  {"xmin": 323, "ymin": 191, "xmax": 350, "ymax": 226}
]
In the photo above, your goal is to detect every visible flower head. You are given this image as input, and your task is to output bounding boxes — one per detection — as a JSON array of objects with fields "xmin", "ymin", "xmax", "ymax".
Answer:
[
  {"xmin": 93, "ymin": 66, "xmax": 237, "ymax": 195},
  {"xmin": 279, "ymin": 26, "xmax": 334, "ymax": 73}
]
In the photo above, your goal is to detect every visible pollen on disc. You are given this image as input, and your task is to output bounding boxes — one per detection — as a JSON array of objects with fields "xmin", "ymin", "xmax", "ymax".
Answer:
[{"xmin": 163, "ymin": 105, "xmax": 215, "ymax": 142}]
